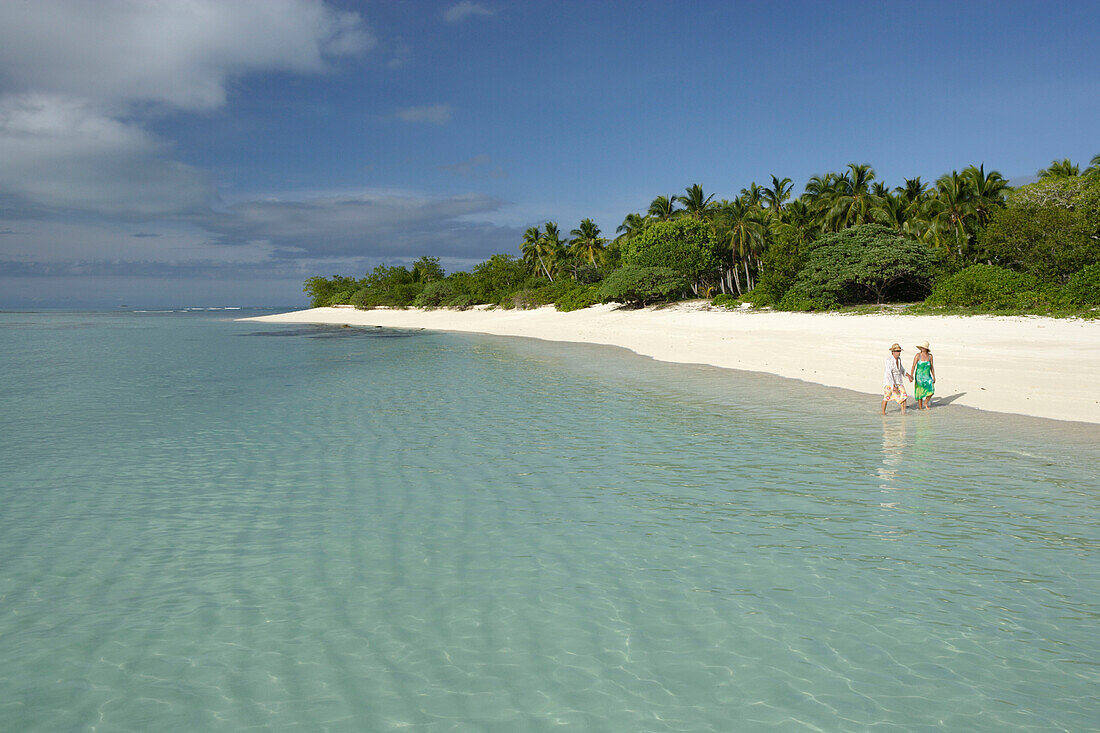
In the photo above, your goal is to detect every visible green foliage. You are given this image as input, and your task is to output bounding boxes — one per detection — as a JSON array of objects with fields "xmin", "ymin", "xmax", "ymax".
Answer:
[
  {"xmin": 925, "ymin": 264, "xmax": 1047, "ymax": 310},
  {"xmin": 303, "ymin": 275, "xmax": 359, "ymax": 307},
  {"xmin": 597, "ymin": 266, "xmax": 687, "ymax": 307},
  {"xmin": 784, "ymin": 224, "xmax": 939, "ymax": 308},
  {"xmin": 776, "ymin": 282, "xmax": 840, "ymax": 311},
  {"xmin": 555, "ymin": 285, "xmax": 600, "ymax": 312},
  {"xmin": 711, "ymin": 293, "xmax": 740, "ymax": 309},
  {"xmin": 750, "ymin": 229, "xmax": 804, "ymax": 306},
  {"xmin": 348, "ymin": 265, "xmax": 423, "ymax": 308},
  {"xmin": 411, "ymin": 256, "xmax": 445, "ymax": 283},
  {"xmin": 978, "ymin": 205, "xmax": 1099, "ymax": 283},
  {"xmin": 469, "ymin": 254, "xmax": 533, "ymax": 304},
  {"xmin": 1061, "ymin": 263, "xmax": 1100, "ymax": 307},
  {"xmin": 622, "ymin": 218, "xmax": 721, "ymax": 283}
]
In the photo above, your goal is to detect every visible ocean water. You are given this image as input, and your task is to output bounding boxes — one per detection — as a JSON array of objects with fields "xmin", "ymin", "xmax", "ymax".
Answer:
[{"xmin": 1, "ymin": 310, "xmax": 1097, "ymax": 732}]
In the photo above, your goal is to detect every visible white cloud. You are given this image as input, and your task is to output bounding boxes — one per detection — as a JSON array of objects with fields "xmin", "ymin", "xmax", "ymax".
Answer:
[
  {"xmin": 442, "ymin": 2, "xmax": 496, "ymax": 23},
  {"xmin": 394, "ymin": 104, "xmax": 452, "ymax": 125},
  {"xmin": 0, "ymin": 0, "xmax": 372, "ymax": 111},
  {"xmin": 0, "ymin": 94, "xmax": 212, "ymax": 218},
  {"xmin": 0, "ymin": 1, "xmax": 373, "ymax": 220}
]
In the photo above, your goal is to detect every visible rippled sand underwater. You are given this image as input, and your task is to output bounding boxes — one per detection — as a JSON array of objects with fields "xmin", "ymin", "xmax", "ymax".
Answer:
[{"xmin": 1, "ymin": 311, "xmax": 1097, "ymax": 731}]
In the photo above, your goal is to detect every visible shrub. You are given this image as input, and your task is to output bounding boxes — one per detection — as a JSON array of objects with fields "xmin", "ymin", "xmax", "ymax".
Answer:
[
  {"xmin": 978, "ymin": 206, "xmax": 1099, "ymax": 283},
  {"xmin": 751, "ymin": 231, "xmax": 804, "ymax": 306},
  {"xmin": 711, "ymin": 293, "xmax": 740, "ymax": 309},
  {"xmin": 597, "ymin": 267, "xmax": 687, "ymax": 307},
  {"xmin": 776, "ymin": 282, "xmax": 840, "ymax": 311},
  {"xmin": 784, "ymin": 224, "xmax": 939, "ymax": 308},
  {"xmin": 303, "ymin": 275, "xmax": 360, "ymax": 307},
  {"xmin": 925, "ymin": 264, "xmax": 1046, "ymax": 310},
  {"xmin": 1062, "ymin": 263, "xmax": 1100, "ymax": 307},
  {"xmin": 622, "ymin": 218, "xmax": 722, "ymax": 286},
  {"xmin": 413, "ymin": 280, "xmax": 458, "ymax": 308},
  {"xmin": 468, "ymin": 254, "xmax": 533, "ymax": 304},
  {"xmin": 555, "ymin": 285, "xmax": 600, "ymax": 312}
]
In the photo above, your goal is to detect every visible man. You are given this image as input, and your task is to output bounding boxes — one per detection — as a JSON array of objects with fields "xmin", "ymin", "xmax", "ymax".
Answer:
[{"xmin": 882, "ymin": 343, "xmax": 909, "ymax": 414}]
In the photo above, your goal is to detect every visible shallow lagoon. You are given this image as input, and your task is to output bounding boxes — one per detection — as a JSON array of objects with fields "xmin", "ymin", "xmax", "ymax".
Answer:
[{"xmin": 1, "ymin": 311, "xmax": 1097, "ymax": 730}]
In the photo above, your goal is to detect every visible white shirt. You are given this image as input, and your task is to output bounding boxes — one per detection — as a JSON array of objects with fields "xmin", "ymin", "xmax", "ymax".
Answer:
[{"xmin": 883, "ymin": 354, "xmax": 907, "ymax": 387}]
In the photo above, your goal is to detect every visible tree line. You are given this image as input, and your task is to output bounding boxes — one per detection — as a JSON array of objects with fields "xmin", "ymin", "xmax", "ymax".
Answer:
[{"xmin": 305, "ymin": 155, "xmax": 1100, "ymax": 315}]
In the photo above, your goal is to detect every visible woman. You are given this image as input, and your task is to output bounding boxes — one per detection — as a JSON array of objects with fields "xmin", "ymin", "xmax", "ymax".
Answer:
[
  {"xmin": 882, "ymin": 343, "xmax": 908, "ymax": 414},
  {"xmin": 911, "ymin": 340, "xmax": 935, "ymax": 410}
]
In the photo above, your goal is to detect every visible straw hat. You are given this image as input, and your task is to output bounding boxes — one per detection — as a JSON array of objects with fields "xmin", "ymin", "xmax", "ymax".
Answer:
[
  {"xmin": 915, "ymin": 340, "xmax": 931, "ymax": 352},
  {"xmin": 889, "ymin": 343, "xmax": 902, "ymax": 351}
]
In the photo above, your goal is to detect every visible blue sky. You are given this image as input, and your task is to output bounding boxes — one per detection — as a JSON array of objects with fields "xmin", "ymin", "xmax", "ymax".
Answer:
[{"xmin": 1, "ymin": 0, "xmax": 1097, "ymax": 307}]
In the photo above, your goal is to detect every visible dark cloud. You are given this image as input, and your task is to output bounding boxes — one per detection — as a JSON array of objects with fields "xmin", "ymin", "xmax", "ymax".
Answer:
[{"xmin": 207, "ymin": 191, "xmax": 521, "ymax": 259}]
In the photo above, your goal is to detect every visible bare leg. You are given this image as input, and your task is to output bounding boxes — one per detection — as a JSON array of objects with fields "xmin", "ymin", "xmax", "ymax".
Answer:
[{"xmin": 881, "ymin": 400, "xmax": 888, "ymax": 415}]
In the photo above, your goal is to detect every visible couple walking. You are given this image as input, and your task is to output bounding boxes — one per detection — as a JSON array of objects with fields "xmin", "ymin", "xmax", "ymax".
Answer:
[{"xmin": 882, "ymin": 342, "xmax": 935, "ymax": 414}]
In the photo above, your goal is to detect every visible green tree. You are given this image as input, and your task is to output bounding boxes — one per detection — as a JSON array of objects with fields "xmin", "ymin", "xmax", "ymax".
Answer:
[
  {"xmin": 718, "ymin": 198, "xmax": 767, "ymax": 293},
  {"xmin": 676, "ymin": 184, "xmax": 717, "ymax": 221},
  {"xmin": 963, "ymin": 164, "xmax": 1008, "ymax": 228},
  {"xmin": 978, "ymin": 206, "xmax": 1098, "ymax": 283},
  {"xmin": 615, "ymin": 212, "xmax": 647, "ymax": 241},
  {"xmin": 569, "ymin": 218, "xmax": 607, "ymax": 268},
  {"xmin": 929, "ymin": 171, "xmax": 975, "ymax": 256},
  {"xmin": 1038, "ymin": 158, "xmax": 1081, "ymax": 178},
  {"xmin": 1087, "ymin": 153, "xmax": 1100, "ymax": 178},
  {"xmin": 787, "ymin": 224, "xmax": 940, "ymax": 306},
  {"xmin": 763, "ymin": 176, "xmax": 793, "ymax": 212},
  {"xmin": 826, "ymin": 163, "xmax": 879, "ymax": 230},
  {"xmin": 521, "ymin": 225, "xmax": 553, "ymax": 280},
  {"xmin": 303, "ymin": 274, "xmax": 360, "ymax": 307},
  {"xmin": 411, "ymin": 255, "xmax": 445, "ymax": 283},
  {"xmin": 597, "ymin": 267, "xmax": 687, "ymax": 307},
  {"xmin": 622, "ymin": 217, "xmax": 721, "ymax": 294},
  {"xmin": 469, "ymin": 254, "xmax": 532, "ymax": 303},
  {"xmin": 647, "ymin": 195, "xmax": 679, "ymax": 221}
]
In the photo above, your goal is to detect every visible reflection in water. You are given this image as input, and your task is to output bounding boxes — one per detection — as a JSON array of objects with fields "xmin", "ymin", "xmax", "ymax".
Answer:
[{"xmin": 878, "ymin": 415, "xmax": 907, "ymax": 502}]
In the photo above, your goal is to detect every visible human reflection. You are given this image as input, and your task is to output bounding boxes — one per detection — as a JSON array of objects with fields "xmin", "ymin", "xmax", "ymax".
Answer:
[{"xmin": 878, "ymin": 415, "xmax": 907, "ymax": 498}]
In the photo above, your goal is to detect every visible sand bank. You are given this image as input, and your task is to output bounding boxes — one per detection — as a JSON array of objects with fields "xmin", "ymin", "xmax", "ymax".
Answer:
[{"xmin": 243, "ymin": 304, "xmax": 1100, "ymax": 424}]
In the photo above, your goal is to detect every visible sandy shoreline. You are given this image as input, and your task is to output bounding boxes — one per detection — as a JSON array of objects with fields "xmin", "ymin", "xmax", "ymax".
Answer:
[{"xmin": 242, "ymin": 304, "xmax": 1100, "ymax": 425}]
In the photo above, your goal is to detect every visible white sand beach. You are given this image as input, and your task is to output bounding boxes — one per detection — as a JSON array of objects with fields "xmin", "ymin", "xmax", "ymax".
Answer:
[{"xmin": 244, "ymin": 304, "xmax": 1100, "ymax": 425}]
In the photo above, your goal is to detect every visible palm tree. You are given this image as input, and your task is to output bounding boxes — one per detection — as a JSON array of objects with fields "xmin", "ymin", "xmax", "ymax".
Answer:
[
  {"xmin": 615, "ymin": 212, "xmax": 647, "ymax": 242},
  {"xmin": 1038, "ymin": 158, "xmax": 1080, "ymax": 178},
  {"xmin": 801, "ymin": 172, "xmax": 842, "ymax": 230},
  {"xmin": 962, "ymin": 163, "xmax": 1008, "ymax": 227},
  {"xmin": 762, "ymin": 176, "xmax": 792, "ymax": 212},
  {"xmin": 930, "ymin": 171, "xmax": 975, "ymax": 256},
  {"xmin": 827, "ymin": 163, "xmax": 880, "ymax": 230},
  {"xmin": 771, "ymin": 199, "xmax": 816, "ymax": 248},
  {"xmin": 739, "ymin": 182, "xmax": 765, "ymax": 209},
  {"xmin": 720, "ymin": 198, "xmax": 767, "ymax": 293},
  {"xmin": 542, "ymin": 221, "xmax": 566, "ymax": 271},
  {"xmin": 521, "ymin": 226, "xmax": 552, "ymax": 280},
  {"xmin": 569, "ymin": 218, "xmax": 606, "ymax": 269},
  {"xmin": 873, "ymin": 193, "xmax": 921, "ymax": 236},
  {"xmin": 677, "ymin": 184, "xmax": 716, "ymax": 220},
  {"xmin": 895, "ymin": 177, "xmax": 929, "ymax": 206},
  {"xmin": 1086, "ymin": 153, "xmax": 1100, "ymax": 178},
  {"xmin": 648, "ymin": 195, "xmax": 679, "ymax": 221}
]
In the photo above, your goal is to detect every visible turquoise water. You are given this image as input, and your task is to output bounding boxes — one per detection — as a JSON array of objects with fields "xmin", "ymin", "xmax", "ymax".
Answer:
[{"xmin": 1, "ymin": 310, "xmax": 1097, "ymax": 731}]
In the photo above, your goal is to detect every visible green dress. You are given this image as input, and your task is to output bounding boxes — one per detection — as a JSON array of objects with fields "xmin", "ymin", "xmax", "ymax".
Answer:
[{"xmin": 914, "ymin": 359, "xmax": 934, "ymax": 400}]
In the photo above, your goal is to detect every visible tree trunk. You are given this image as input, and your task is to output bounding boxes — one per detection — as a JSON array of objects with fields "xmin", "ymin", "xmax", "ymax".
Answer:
[{"xmin": 732, "ymin": 267, "xmax": 742, "ymax": 295}]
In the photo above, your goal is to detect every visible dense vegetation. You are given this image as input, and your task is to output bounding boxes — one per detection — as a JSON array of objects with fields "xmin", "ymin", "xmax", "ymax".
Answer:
[{"xmin": 305, "ymin": 155, "xmax": 1100, "ymax": 317}]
